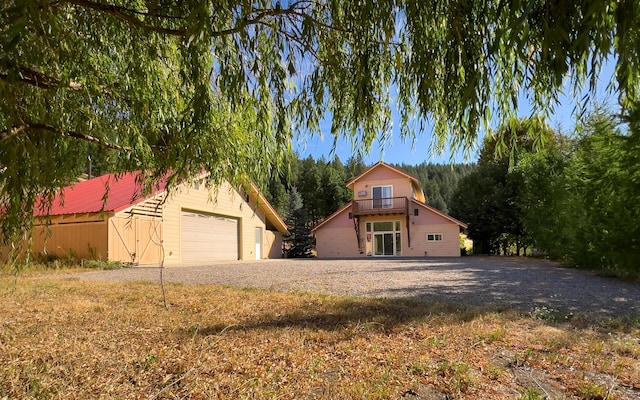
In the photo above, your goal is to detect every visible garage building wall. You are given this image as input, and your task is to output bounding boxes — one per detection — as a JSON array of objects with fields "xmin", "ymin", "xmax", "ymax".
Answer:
[
  {"xmin": 265, "ymin": 230, "xmax": 283, "ymax": 259},
  {"xmin": 108, "ymin": 215, "xmax": 163, "ymax": 264},
  {"xmin": 33, "ymin": 217, "xmax": 109, "ymax": 260},
  {"xmin": 162, "ymin": 181, "xmax": 270, "ymax": 265}
]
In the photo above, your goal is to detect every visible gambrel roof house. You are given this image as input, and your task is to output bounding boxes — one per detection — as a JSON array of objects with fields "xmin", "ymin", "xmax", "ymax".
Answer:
[
  {"xmin": 312, "ymin": 162, "xmax": 467, "ymax": 257},
  {"xmin": 25, "ymin": 172, "xmax": 288, "ymax": 265}
]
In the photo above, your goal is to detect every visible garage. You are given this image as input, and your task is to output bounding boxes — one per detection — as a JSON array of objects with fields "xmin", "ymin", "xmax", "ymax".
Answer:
[
  {"xmin": 12, "ymin": 172, "xmax": 288, "ymax": 265},
  {"xmin": 181, "ymin": 210, "xmax": 239, "ymax": 263}
]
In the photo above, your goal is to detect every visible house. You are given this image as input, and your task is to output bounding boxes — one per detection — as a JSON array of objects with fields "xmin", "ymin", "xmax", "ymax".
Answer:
[
  {"xmin": 24, "ymin": 172, "xmax": 288, "ymax": 265},
  {"xmin": 312, "ymin": 162, "xmax": 466, "ymax": 257}
]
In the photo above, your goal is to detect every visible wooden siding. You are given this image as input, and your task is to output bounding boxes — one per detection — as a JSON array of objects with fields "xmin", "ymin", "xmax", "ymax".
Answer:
[
  {"xmin": 108, "ymin": 215, "xmax": 163, "ymax": 264},
  {"xmin": 33, "ymin": 220, "xmax": 109, "ymax": 260},
  {"xmin": 162, "ymin": 181, "xmax": 270, "ymax": 265}
]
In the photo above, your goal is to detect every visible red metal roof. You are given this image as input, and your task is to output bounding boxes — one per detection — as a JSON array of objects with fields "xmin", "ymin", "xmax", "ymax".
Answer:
[{"xmin": 35, "ymin": 172, "xmax": 166, "ymax": 217}]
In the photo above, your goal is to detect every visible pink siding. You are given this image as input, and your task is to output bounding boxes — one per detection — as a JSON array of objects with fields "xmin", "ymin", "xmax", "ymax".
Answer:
[
  {"xmin": 316, "ymin": 215, "xmax": 461, "ymax": 258},
  {"xmin": 350, "ymin": 165, "xmax": 415, "ymax": 201},
  {"xmin": 353, "ymin": 178, "xmax": 414, "ymax": 201},
  {"xmin": 314, "ymin": 206, "xmax": 361, "ymax": 258},
  {"xmin": 411, "ymin": 207, "xmax": 452, "ymax": 225},
  {"xmin": 314, "ymin": 163, "xmax": 464, "ymax": 258},
  {"xmin": 315, "ymin": 228, "xmax": 361, "ymax": 258},
  {"xmin": 404, "ymin": 223, "xmax": 461, "ymax": 257},
  {"xmin": 317, "ymin": 207, "xmax": 354, "ymax": 229},
  {"xmin": 357, "ymin": 166, "xmax": 405, "ymax": 182}
]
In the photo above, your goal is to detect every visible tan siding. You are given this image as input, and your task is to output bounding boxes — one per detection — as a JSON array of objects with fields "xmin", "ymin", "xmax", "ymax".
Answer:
[
  {"xmin": 33, "ymin": 221, "xmax": 108, "ymax": 260},
  {"xmin": 108, "ymin": 216, "xmax": 136, "ymax": 263},
  {"xmin": 265, "ymin": 230, "xmax": 282, "ymax": 259},
  {"xmin": 162, "ymin": 181, "xmax": 269, "ymax": 265},
  {"xmin": 108, "ymin": 215, "xmax": 163, "ymax": 264},
  {"xmin": 136, "ymin": 218, "xmax": 164, "ymax": 264}
]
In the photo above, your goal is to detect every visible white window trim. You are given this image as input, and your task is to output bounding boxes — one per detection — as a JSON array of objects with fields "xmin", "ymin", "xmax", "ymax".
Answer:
[
  {"xmin": 427, "ymin": 233, "xmax": 443, "ymax": 242},
  {"xmin": 372, "ymin": 220, "xmax": 402, "ymax": 233},
  {"xmin": 372, "ymin": 185, "xmax": 393, "ymax": 208},
  {"xmin": 371, "ymin": 220, "xmax": 402, "ymax": 256}
]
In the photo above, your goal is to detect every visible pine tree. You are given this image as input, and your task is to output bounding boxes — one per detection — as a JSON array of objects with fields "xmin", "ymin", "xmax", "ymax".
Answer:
[{"xmin": 284, "ymin": 187, "xmax": 314, "ymax": 258}]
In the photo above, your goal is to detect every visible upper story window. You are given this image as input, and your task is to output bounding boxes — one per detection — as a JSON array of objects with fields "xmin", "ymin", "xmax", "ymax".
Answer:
[{"xmin": 372, "ymin": 185, "xmax": 393, "ymax": 209}]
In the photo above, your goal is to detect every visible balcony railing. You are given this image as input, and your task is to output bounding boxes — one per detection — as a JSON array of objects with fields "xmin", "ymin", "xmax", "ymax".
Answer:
[{"xmin": 352, "ymin": 197, "xmax": 408, "ymax": 216}]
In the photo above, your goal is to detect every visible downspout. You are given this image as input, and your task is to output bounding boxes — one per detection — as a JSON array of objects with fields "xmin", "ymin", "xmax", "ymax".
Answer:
[
  {"xmin": 353, "ymin": 215, "xmax": 362, "ymax": 253},
  {"xmin": 406, "ymin": 198, "xmax": 411, "ymax": 248}
]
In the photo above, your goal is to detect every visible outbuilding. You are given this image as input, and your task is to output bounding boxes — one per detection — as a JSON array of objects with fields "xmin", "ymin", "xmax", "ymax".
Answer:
[{"xmin": 27, "ymin": 172, "xmax": 288, "ymax": 265}]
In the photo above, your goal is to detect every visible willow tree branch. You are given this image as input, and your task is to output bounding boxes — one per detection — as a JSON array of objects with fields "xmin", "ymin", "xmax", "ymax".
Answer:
[
  {"xmin": 211, "ymin": 7, "xmax": 310, "ymax": 37},
  {"xmin": 0, "ymin": 123, "xmax": 132, "ymax": 151},
  {"xmin": 0, "ymin": 66, "xmax": 82, "ymax": 91},
  {"xmin": 60, "ymin": 0, "xmax": 338, "ymax": 40},
  {"xmin": 62, "ymin": 0, "xmax": 190, "ymax": 36}
]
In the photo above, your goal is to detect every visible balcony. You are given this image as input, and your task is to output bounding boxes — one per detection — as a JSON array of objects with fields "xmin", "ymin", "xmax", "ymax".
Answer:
[{"xmin": 352, "ymin": 197, "xmax": 408, "ymax": 216}]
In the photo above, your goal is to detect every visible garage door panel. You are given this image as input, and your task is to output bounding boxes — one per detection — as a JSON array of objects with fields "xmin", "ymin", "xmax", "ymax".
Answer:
[{"xmin": 181, "ymin": 211, "xmax": 238, "ymax": 263}]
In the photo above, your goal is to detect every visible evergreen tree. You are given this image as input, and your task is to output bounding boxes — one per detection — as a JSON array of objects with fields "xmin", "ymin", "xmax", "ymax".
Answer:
[
  {"xmin": 319, "ymin": 157, "xmax": 352, "ymax": 217},
  {"xmin": 265, "ymin": 176, "xmax": 290, "ymax": 220},
  {"xmin": 284, "ymin": 187, "xmax": 314, "ymax": 258},
  {"xmin": 345, "ymin": 156, "xmax": 368, "ymax": 178},
  {"xmin": 297, "ymin": 156, "xmax": 323, "ymax": 224}
]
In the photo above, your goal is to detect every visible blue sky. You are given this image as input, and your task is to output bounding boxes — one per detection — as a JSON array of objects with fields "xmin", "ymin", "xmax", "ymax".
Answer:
[{"xmin": 293, "ymin": 62, "xmax": 618, "ymax": 165}]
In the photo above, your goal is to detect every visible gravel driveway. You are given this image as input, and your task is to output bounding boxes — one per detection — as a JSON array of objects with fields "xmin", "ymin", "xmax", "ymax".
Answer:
[{"xmin": 66, "ymin": 257, "xmax": 639, "ymax": 319}]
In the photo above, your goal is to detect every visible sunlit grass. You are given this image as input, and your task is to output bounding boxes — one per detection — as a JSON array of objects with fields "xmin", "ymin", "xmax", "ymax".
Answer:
[{"xmin": 1, "ymin": 272, "xmax": 638, "ymax": 399}]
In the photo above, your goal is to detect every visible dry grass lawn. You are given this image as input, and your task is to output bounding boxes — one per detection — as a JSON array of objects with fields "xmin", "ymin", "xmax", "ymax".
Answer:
[{"xmin": 1, "ymin": 269, "xmax": 639, "ymax": 399}]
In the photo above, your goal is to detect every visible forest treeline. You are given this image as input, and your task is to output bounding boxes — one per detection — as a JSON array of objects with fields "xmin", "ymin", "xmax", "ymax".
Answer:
[
  {"xmin": 450, "ymin": 112, "xmax": 640, "ymax": 278},
  {"xmin": 81, "ymin": 110, "xmax": 638, "ymax": 278},
  {"xmin": 263, "ymin": 156, "xmax": 475, "ymax": 225}
]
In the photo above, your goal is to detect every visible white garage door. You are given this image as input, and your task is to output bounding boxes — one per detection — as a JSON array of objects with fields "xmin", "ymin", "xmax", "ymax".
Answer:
[{"xmin": 181, "ymin": 211, "xmax": 239, "ymax": 263}]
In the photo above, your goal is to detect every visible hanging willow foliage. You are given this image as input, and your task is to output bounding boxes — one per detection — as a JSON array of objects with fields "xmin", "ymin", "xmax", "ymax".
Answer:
[{"xmin": 1, "ymin": 0, "xmax": 639, "ymax": 243}]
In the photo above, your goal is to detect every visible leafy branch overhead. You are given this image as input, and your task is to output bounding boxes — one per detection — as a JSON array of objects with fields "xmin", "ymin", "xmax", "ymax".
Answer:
[{"xmin": 1, "ymin": 0, "xmax": 639, "ymax": 242}]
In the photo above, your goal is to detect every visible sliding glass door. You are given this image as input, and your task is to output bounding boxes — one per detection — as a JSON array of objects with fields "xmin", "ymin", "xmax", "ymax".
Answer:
[
  {"xmin": 371, "ymin": 221, "xmax": 402, "ymax": 256},
  {"xmin": 372, "ymin": 186, "xmax": 393, "ymax": 209}
]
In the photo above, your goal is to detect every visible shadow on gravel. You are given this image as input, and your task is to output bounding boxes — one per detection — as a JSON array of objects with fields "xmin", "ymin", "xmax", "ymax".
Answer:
[
  {"xmin": 370, "ymin": 257, "xmax": 640, "ymax": 320},
  {"xmin": 68, "ymin": 256, "xmax": 640, "ymax": 322}
]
